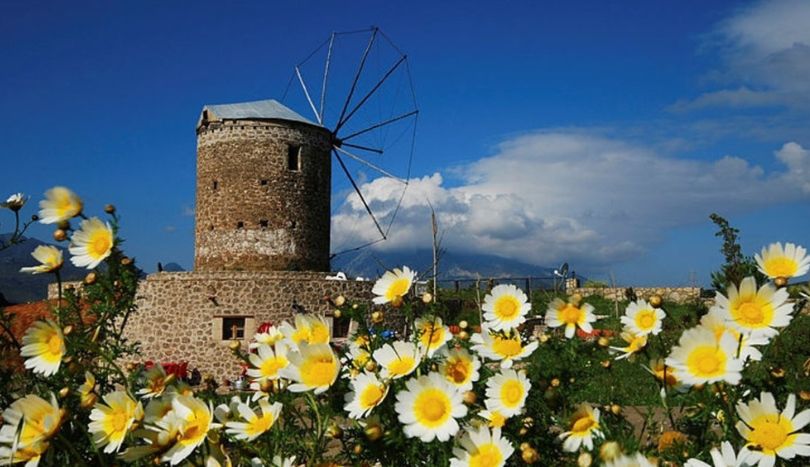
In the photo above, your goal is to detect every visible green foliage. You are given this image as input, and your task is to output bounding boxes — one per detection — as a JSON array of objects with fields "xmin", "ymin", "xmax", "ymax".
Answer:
[
  {"xmin": 583, "ymin": 279, "xmax": 609, "ymax": 288},
  {"xmin": 708, "ymin": 213, "xmax": 765, "ymax": 290}
]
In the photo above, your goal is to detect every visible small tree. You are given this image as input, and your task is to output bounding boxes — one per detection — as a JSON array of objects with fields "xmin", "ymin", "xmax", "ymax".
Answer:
[{"xmin": 708, "ymin": 213, "xmax": 764, "ymax": 290}]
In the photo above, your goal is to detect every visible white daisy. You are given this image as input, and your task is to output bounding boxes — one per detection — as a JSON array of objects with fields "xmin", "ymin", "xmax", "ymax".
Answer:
[
  {"xmin": 394, "ymin": 372, "xmax": 467, "ymax": 442},
  {"xmin": 484, "ymin": 369, "xmax": 531, "ymax": 417},
  {"xmin": 344, "ymin": 372, "xmax": 389, "ymax": 419},
  {"xmin": 225, "ymin": 399, "xmax": 282, "ymax": 441},
  {"xmin": 482, "ymin": 284, "xmax": 531, "ymax": 331},
  {"xmin": 159, "ymin": 395, "xmax": 215, "ymax": 465},
  {"xmin": 247, "ymin": 343, "xmax": 289, "ymax": 385},
  {"xmin": 37, "ymin": 186, "xmax": 82, "ymax": 224},
  {"xmin": 545, "ymin": 298, "xmax": 600, "ymax": 339},
  {"xmin": 449, "ymin": 426, "xmax": 515, "ymax": 467},
  {"xmin": 69, "ymin": 217, "xmax": 114, "ymax": 269},
  {"xmin": 559, "ymin": 403, "xmax": 603, "ymax": 452},
  {"xmin": 621, "ymin": 300, "xmax": 666, "ymax": 336},
  {"xmin": 609, "ymin": 332, "xmax": 648, "ymax": 361},
  {"xmin": 19, "ymin": 245, "xmax": 63, "ymax": 274},
  {"xmin": 685, "ymin": 441, "xmax": 747, "ymax": 467},
  {"xmin": 470, "ymin": 326, "xmax": 538, "ymax": 369},
  {"xmin": 279, "ymin": 343, "xmax": 339, "ymax": 394},
  {"xmin": 373, "ymin": 340, "xmax": 419, "ymax": 379},
  {"xmin": 714, "ymin": 276, "xmax": 793, "ymax": 338},
  {"xmin": 736, "ymin": 392, "xmax": 810, "ymax": 467},
  {"xmin": 604, "ymin": 452, "xmax": 656, "ymax": 467},
  {"xmin": 372, "ymin": 266, "xmax": 416, "ymax": 305},
  {"xmin": 700, "ymin": 309, "xmax": 769, "ymax": 364},
  {"xmin": 20, "ymin": 320, "xmax": 65, "ymax": 376},
  {"xmin": 665, "ymin": 325, "xmax": 743, "ymax": 386},
  {"xmin": 439, "ymin": 347, "xmax": 481, "ymax": 392},
  {"xmin": 2, "ymin": 192, "xmax": 27, "ymax": 211},
  {"xmin": 415, "ymin": 316, "xmax": 451, "ymax": 357},
  {"xmin": 250, "ymin": 324, "xmax": 284, "ymax": 349},
  {"xmin": 279, "ymin": 314, "xmax": 331, "ymax": 347},
  {"xmin": 755, "ymin": 242, "xmax": 810, "ymax": 279},
  {"xmin": 88, "ymin": 391, "xmax": 144, "ymax": 453}
]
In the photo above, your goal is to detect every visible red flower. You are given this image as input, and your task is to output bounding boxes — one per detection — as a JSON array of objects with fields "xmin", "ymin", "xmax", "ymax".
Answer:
[{"xmin": 257, "ymin": 322, "xmax": 274, "ymax": 334}]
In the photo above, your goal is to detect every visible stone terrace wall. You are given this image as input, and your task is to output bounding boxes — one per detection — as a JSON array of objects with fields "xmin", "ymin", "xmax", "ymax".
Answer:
[
  {"xmin": 567, "ymin": 286, "xmax": 702, "ymax": 304},
  {"xmin": 51, "ymin": 272, "xmax": 374, "ymax": 377}
]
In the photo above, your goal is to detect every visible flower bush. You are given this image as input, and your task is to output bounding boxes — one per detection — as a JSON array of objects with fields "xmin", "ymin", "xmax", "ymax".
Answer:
[{"xmin": 0, "ymin": 187, "xmax": 809, "ymax": 466}]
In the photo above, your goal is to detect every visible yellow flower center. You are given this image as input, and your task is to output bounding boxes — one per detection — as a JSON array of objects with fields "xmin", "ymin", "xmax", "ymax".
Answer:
[
  {"xmin": 386, "ymin": 278, "xmax": 411, "ymax": 300},
  {"xmin": 359, "ymin": 384, "xmax": 385, "ymax": 409},
  {"xmin": 487, "ymin": 411, "xmax": 506, "ymax": 428},
  {"xmin": 47, "ymin": 332, "xmax": 63, "ymax": 357},
  {"xmin": 763, "ymin": 257, "xmax": 798, "ymax": 278},
  {"xmin": 500, "ymin": 379, "xmax": 524, "ymax": 407},
  {"xmin": 571, "ymin": 415, "xmax": 596, "ymax": 434},
  {"xmin": 292, "ymin": 327, "xmax": 310, "ymax": 344},
  {"xmin": 635, "ymin": 310, "xmax": 656, "ymax": 330},
  {"xmin": 300, "ymin": 355, "xmax": 337, "ymax": 388},
  {"xmin": 246, "ymin": 412, "xmax": 274, "ymax": 437},
  {"xmin": 748, "ymin": 414, "xmax": 792, "ymax": 452},
  {"xmin": 491, "ymin": 335, "xmax": 522, "ymax": 358},
  {"xmin": 260, "ymin": 355, "xmax": 288, "ymax": 378},
  {"xmin": 109, "ymin": 410, "xmax": 130, "ymax": 433},
  {"xmin": 388, "ymin": 355, "xmax": 416, "ymax": 376},
  {"xmin": 413, "ymin": 388, "xmax": 451, "ymax": 428},
  {"xmin": 309, "ymin": 323, "xmax": 330, "ymax": 344},
  {"xmin": 560, "ymin": 304, "xmax": 583, "ymax": 324},
  {"xmin": 731, "ymin": 298, "xmax": 773, "ymax": 328},
  {"xmin": 444, "ymin": 358, "xmax": 471, "ymax": 385},
  {"xmin": 686, "ymin": 345, "xmax": 726, "ymax": 376},
  {"xmin": 654, "ymin": 365, "xmax": 678, "ymax": 387},
  {"xmin": 88, "ymin": 229, "xmax": 113, "ymax": 259},
  {"xmin": 421, "ymin": 323, "xmax": 445, "ymax": 347},
  {"xmin": 494, "ymin": 295, "xmax": 521, "ymax": 320},
  {"xmin": 469, "ymin": 443, "xmax": 503, "ymax": 467}
]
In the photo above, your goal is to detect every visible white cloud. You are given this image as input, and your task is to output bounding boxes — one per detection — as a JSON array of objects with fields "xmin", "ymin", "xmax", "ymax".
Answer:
[
  {"xmin": 674, "ymin": 0, "xmax": 810, "ymax": 111},
  {"xmin": 332, "ymin": 131, "xmax": 810, "ymax": 269}
]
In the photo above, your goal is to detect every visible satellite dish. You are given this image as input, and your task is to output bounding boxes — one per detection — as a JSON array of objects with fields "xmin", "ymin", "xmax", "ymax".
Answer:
[{"xmin": 554, "ymin": 262, "xmax": 569, "ymax": 278}]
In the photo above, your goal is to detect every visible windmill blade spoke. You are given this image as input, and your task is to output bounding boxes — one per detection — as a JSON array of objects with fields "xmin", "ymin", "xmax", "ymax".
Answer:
[
  {"xmin": 337, "ymin": 28, "xmax": 378, "ymax": 128},
  {"xmin": 295, "ymin": 66, "xmax": 322, "ymax": 124},
  {"xmin": 335, "ymin": 55, "xmax": 407, "ymax": 133},
  {"xmin": 342, "ymin": 142, "xmax": 383, "ymax": 154},
  {"xmin": 319, "ymin": 32, "xmax": 335, "ymax": 123},
  {"xmin": 340, "ymin": 109, "xmax": 418, "ymax": 141},
  {"xmin": 335, "ymin": 146, "xmax": 406, "ymax": 183},
  {"xmin": 333, "ymin": 150, "xmax": 386, "ymax": 240}
]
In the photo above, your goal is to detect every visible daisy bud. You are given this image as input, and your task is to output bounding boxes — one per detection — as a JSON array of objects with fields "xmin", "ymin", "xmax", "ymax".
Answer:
[
  {"xmin": 104, "ymin": 204, "xmax": 116, "ymax": 214},
  {"xmin": 597, "ymin": 337, "xmax": 610, "ymax": 347},
  {"xmin": 334, "ymin": 295, "xmax": 346, "ymax": 306},
  {"xmin": 125, "ymin": 362, "xmax": 137, "ymax": 372},
  {"xmin": 458, "ymin": 330, "xmax": 469, "ymax": 340},
  {"xmin": 800, "ymin": 390, "xmax": 810, "ymax": 401},
  {"xmin": 774, "ymin": 276, "xmax": 788, "ymax": 288},
  {"xmin": 84, "ymin": 271, "xmax": 97, "ymax": 285},
  {"xmin": 259, "ymin": 379, "xmax": 273, "ymax": 393},
  {"xmin": 771, "ymin": 367, "xmax": 785, "ymax": 378},
  {"xmin": 521, "ymin": 446, "xmax": 539, "ymax": 464},
  {"xmin": 539, "ymin": 333, "xmax": 550, "ymax": 343},
  {"xmin": 58, "ymin": 386, "xmax": 70, "ymax": 398},
  {"xmin": 326, "ymin": 423, "xmax": 343, "ymax": 439},
  {"xmin": 610, "ymin": 404, "xmax": 621, "ymax": 415},
  {"xmin": 422, "ymin": 292, "xmax": 433, "ymax": 304},
  {"xmin": 522, "ymin": 417, "xmax": 534, "ymax": 428},
  {"xmin": 371, "ymin": 310, "xmax": 384, "ymax": 324},
  {"xmin": 577, "ymin": 452, "xmax": 593, "ymax": 467},
  {"xmin": 31, "ymin": 214, "xmax": 39, "ymax": 221},
  {"xmin": 228, "ymin": 340, "xmax": 241, "ymax": 351},
  {"xmin": 459, "ymin": 320, "xmax": 468, "ymax": 329},
  {"xmin": 352, "ymin": 303, "xmax": 359, "ymax": 309},
  {"xmin": 80, "ymin": 392, "xmax": 97, "ymax": 409},
  {"xmin": 649, "ymin": 294, "xmax": 663, "ymax": 308},
  {"xmin": 599, "ymin": 441, "xmax": 621, "ymax": 461},
  {"xmin": 63, "ymin": 355, "xmax": 74, "ymax": 364},
  {"xmin": 333, "ymin": 310, "xmax": 342, "ymax": 319},
  {"xmin": 520, "ymin": 442, "xmax": 530, "ymax": 451},
  {"xmin": 62, "ymin": 325, "xmax": 73, "ymax": 336},
  {"xmin": 364, "ymin": 424, "xmax": 383, "ymax": 441},
  {"xmin": 364, "ymin": 360, "xmax": 377, "ymax": 372},
  {"xmin": 463, "ymin": 391, "xmax": 477, "ymax": 405},
  {"xmin": 519, "ymin": 427, "xmax": 528, "ymax": 435},
  {"xmin": 53, "ymin": 229, "xmax": 67, "ymax": 241},
  {"xmin": 550, "ymin": 378, "xmax": 561, "ymax": 388},
  {"xmin": 601, "ymin": 360, "xmax": 612, "ymax": 369},
  {"xmin": 391, "ymin": 295, "xmax": 404, "ymax": 308},
  {"xmin": 352, "ymin": 444, "xmax": 363, "ymax": 455},
  {"xmin": 121, "ymin": 257, "xmax": 133, "ymax": 266}
]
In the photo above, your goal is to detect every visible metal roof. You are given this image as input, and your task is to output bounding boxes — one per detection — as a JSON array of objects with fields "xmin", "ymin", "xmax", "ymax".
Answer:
[{"xmin": 199, "ymin": 99, "xmax": 319, "ymax": 127}]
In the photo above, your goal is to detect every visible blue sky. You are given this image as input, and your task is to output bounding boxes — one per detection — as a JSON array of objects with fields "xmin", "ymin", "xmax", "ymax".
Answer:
[{"xmin": 2, "ymin": 0, "xmax": 809, "ymax": 286}]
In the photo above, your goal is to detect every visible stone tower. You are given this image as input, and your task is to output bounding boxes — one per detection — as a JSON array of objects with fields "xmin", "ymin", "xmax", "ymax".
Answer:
[{"xmin": 194, "ymin": 99, "xmax": 332, "ymax": 272}]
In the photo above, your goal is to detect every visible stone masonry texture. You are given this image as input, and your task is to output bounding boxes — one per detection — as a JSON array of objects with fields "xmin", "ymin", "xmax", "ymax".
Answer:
[{"xmin": 195, "ymin": 119, "xmax": 332, "ymax": 272}]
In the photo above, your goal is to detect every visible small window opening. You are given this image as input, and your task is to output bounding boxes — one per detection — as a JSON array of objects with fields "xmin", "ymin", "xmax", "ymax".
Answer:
[
  {"xmin": 287, "ymin": 145, "xmax": 301, "ymax": 171},
  {"xmin": 260, "ymin": 179, "xmax": 268, "ymax": 186},
  {"xmin": 236, "ymin": 221, "xmax": 244, "ymax": 229},
  {"xmin": 222, "ymin": 317, "xmax": 246, "ymax": 340},
  {"xmin": 212, "ymin": 180, "xmax": 218, "ymax": 191},
  {"xmin": 332, "ymin": 316, "xmax": 351, "ymax": 338},
  {"xmin": 259, "ymin": 219, "xmax": 269, "ymax": 229}
]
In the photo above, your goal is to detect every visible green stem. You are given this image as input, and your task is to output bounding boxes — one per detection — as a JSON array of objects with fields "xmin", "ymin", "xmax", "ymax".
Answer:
[{"xmin": 57, "ymin": 432, "xmax": 89, "ymax": 466}]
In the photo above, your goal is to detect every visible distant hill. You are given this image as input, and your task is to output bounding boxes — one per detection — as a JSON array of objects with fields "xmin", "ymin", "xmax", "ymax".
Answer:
[
  {"xmin": 0, "ymin": 234, "xmax": 86, "ymax": 304},
  {"xmin": 331, "ymin": 249, "xmax": 560, "ymax": 282},
  {"xmin": 160, "ymin": 262, "xmax": 186, "ymax": 272}
]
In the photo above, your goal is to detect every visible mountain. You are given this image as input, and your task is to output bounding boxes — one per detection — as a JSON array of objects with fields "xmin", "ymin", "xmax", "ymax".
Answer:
[
  {"xmin": 160, "ymin": 262, "xmax": 186, "ymax": 272},
  {"xmin": 0, "ymin": 234, "xmax": 86, "ymax": 304},
  {"xmin": 331, "ymin": 249, "xmax": 559, "ymax": 282}
]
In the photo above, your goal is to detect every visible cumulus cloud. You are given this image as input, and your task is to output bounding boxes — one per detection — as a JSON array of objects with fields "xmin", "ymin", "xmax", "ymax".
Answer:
[
  {"xmin": 672, "ymin": 0, "xmax": 810, "ymax": 111},
  {"xmin": 332, "ymin": 131, "xmax": 810, "ymax": 269}
]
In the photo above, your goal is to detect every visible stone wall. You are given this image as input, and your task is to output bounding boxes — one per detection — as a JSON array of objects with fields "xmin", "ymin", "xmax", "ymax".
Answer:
[
  {"xmin": 51, "ymin": 272, "xmax": 375, "ymax": 377},
  {"xmin": 195, "ymin": 119, "xmax": 332, "ymax": 272},
  {"xmin": 567, "ymin": 286, "xmax": 702, "ymax": 304}
]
